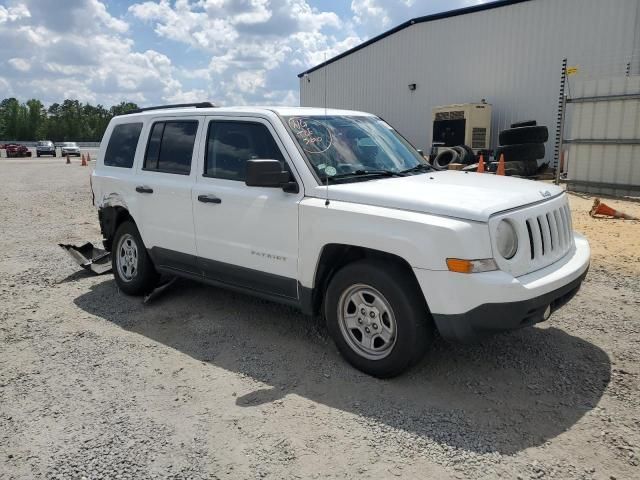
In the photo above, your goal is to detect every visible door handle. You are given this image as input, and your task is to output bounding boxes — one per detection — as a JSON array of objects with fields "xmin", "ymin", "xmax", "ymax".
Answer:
[
  {"xmin": 136, "ymin": 185, "xmax": 154, "ymax": 194},
  {"xmin": 198, "ymin": 194, "xmax": 222, "ymax": 204}
]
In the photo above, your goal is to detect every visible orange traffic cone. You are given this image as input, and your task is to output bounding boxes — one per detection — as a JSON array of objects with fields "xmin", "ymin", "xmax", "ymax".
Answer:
[
  {"xmin": 86, "ymin": 152, "xmax": 91, "ymax": 163},
  {"xmin": 590, "ymin": 199, "xmax": 638, "ymax": 220},
  {"xmin": 66, "ymin": 154, "xmax": 70, "ymax": 164},
  {"xmin": 477, "ymin": 154, "xmax": 485, "ymax": 173},
  {"xmin": 496, "ymin": 153, "xmax": 506, "ymax": 176},
  {"xmin": 81, "ymin": 154, "xmax": 87, "ymax": 166}
]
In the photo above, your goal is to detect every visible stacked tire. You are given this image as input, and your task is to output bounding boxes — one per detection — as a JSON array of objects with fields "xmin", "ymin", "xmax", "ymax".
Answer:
[
  {"xmin": 494, "ymin": 120, "xmax": 548, "ymax": 177},
  {"xmin": 431, "ymin": 144, "xmax": 476, "ymax": 170}
]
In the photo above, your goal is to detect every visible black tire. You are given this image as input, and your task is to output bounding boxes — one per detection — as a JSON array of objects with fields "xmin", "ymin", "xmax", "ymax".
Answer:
[
  {"xmin": 499, "ymin": 126, "xmax": 548, "ymax": 145},
  {"xmin": 52, "ymin": 153, "xmax": 56, "ymax": 157},
  {"xmin": 325, "ymin": 259, "xmax": 434, "ymax": 378},
  {"xmin": 460, "ymin": 144, "xmax": 476, "ymax": 164},
  {"xmin": 432, "ymin": 148, "xmax": 459, "ymax": 170},
  {"xmin": 451, "ymin": 146, "xmax": 466, "ymax": 163},
  {"xmin": 37, "ymin": 153, "xmax": 40, "ymax": 157},
  {"xmin": 452, "ymin": 145, "xmax": 475, "ymax": 165},
  {"xmin": 510, "ymin": 120, "xmax": 537, "ymax": 128},
  {"xmin": 112, "ymin": 221, "xmax": 159, "ymax": 295},
  {"xmin": 494, "ymin": 143, "xmax": 545, "ymax": 163},
  {"xmin": 489, "ymin": 160, "xmax": 538, "ymax": 176}
]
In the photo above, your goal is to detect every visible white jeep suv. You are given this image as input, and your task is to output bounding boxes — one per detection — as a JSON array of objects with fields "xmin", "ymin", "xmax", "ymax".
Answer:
[{"xmin": 92, "ymin": 103, "xmax": 590, "ymax": 378}]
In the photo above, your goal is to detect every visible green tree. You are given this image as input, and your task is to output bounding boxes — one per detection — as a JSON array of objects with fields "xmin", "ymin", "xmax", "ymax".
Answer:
[
  {"xmin": 0, "ymin": 98, "xmax": 20, "ymax": 139},
  {"xmin": 0, "ymin": 97, "xmax": 139, "ymax": 142},
  {"xmin": 109, "ymin": 101, "xmax": 139, "ymax": 117},
  {"xmin": 26, "ymin": 99, "xmax": 46, "ymax": 140}
]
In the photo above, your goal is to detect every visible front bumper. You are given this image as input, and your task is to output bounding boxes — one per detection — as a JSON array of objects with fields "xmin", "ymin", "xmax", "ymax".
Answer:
[{"xmin": 414, "ymin": 232, "xmax": 590, "ymax": 342}]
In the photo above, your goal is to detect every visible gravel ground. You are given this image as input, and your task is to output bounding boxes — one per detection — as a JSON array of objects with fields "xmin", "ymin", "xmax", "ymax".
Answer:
[{"xmin": 1, "ymin": 158, "xmax": 639, "ymax": 479}]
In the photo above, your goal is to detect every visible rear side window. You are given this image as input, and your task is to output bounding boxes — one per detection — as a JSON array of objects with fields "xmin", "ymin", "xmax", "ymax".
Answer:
[
  {"xmin": 144, "ymin": 120, "xmax": 198, "ymax": 175},
  {"xmin": 104, "ymin": 123, "xmax": 143, "ymax": 168},
  {"xmin": 205, "ymin": 121, "xmax": 284, "ymax": 181}
]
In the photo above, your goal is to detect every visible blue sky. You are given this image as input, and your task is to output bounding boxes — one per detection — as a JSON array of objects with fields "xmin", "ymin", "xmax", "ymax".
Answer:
[{"xmin": 0, "ymin": 0, "xmax": 484, "ymax": 106}]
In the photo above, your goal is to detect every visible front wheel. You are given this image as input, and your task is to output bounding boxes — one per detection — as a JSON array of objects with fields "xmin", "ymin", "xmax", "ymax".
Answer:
[
  {"xmin": 325, "ymin": 260, "xmax": 433, "ymax": 378},
  {"xmin": 112, "ymin": 221, "xmax": 159, "ymax": 295}
]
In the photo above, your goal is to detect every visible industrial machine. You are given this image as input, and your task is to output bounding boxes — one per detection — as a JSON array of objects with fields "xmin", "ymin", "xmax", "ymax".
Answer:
[{"xmin": 431, "ymin": 102, "xmax": 492, "ymax": 154}]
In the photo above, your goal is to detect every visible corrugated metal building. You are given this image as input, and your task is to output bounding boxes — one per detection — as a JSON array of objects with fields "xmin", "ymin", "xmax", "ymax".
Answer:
[{"xmin": 299, "ymin": 0, "xmax": 640, "ymax": 168}]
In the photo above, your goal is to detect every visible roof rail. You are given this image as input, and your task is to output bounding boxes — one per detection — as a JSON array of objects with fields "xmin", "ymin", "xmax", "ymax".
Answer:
[{"xmin": 121, "ymin": 102, "xmax": 216, "ymax": 115}]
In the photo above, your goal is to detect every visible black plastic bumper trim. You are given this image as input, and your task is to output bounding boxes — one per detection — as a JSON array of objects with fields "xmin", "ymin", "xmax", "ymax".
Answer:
[{"xmin": 433, "ymin": 267, "xmax": 588, "ymax": 343}]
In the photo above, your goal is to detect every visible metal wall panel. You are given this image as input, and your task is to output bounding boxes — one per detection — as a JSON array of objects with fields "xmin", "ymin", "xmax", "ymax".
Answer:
[
  {"xmin": 300, "ymin": 0, "xmax": 640, "ymax": 167},
  {"xmin": 566, "ymin": 76, "xmax": 640, "ymax": 197}
]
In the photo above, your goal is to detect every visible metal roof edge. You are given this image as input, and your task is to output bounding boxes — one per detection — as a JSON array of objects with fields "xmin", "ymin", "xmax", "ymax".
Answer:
[{"xmin": 297, "ymin": 0, "xmax": 533, "ymax": 78}]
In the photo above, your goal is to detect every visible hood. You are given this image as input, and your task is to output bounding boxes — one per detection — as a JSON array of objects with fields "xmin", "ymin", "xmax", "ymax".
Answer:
[{"xmin": 315, "ymin": 171, "xmax": 563, "ymax": 222}]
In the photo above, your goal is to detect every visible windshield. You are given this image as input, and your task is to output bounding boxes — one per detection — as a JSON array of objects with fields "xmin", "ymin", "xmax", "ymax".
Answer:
[
  {"xmin": 283, "ymin": 115, "xmax": 428, "ymax": 183},
  {"xmin": 38, "ymin": 141, "xmax": 52, "ymax": 146},
  {"xmin": 63, "ymin": 142, "xmax": 77, "ymax": 147}
]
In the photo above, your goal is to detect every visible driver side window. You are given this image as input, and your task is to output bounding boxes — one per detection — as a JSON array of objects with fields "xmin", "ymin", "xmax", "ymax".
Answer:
[{"xmin": 205, "ymin": 121, "xmax": 285, "ymax": 181}]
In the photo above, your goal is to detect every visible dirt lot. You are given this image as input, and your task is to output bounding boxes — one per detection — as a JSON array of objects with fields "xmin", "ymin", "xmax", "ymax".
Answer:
[{"xmin": 1, "ymin": 158, "xmax": 639, "ymax": 480}]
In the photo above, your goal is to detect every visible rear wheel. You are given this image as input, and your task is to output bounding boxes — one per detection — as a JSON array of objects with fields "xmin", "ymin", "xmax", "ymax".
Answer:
[
  {"xmin": 325, "ymin": 260, "xmax": 433, "ymax": 378},
  {"xmin": 112, "ymin": 221, "xmax": 159, "ymax": 295}
]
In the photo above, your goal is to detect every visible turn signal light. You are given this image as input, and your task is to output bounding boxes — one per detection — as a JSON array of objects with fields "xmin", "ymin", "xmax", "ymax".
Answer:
[{"xmin": 446, "ymin": 258, "xmax": 498, "ymax": 274}]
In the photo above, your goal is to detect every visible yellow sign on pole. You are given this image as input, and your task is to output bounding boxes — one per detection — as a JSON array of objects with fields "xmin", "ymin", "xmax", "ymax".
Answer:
[{"xmin": 566, "ymin": 66, "xmax": 579, "ymax": 76}]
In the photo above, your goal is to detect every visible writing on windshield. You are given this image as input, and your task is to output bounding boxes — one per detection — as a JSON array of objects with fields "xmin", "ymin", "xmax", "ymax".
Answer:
[{"xmin": 283, "ymin": 115, "xmax": 424, "ymax": 182}]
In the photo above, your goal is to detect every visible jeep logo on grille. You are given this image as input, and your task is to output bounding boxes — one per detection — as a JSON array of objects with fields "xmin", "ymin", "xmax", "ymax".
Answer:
[{"xmin": 540, "ymin": 190, "xmax": 552, "ymax": 198}]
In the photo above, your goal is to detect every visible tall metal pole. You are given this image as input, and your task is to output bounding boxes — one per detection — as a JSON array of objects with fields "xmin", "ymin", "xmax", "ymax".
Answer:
[{"xmin": 555, "ymin": 58, "xmax": 568, "ymax": 185}]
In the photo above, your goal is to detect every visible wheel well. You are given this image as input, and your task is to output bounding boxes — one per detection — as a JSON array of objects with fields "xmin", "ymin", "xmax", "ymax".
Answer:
[
  {"xmin": 98, "ymin": 206, "xmax": 133, "ymax": 251},
  {"xmin": 309, "ymin": 244, "xmax": 423, "ymax": 316}
]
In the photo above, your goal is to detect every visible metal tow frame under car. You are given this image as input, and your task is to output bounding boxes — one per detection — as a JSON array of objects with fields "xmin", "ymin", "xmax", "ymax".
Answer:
[
  {"xmin": 59, "ymin": 241, "xmax": 178, "ymax": 303},
  {"xmin": 58, "ymin": 242, "xmax": 112, "ymax": 275}
]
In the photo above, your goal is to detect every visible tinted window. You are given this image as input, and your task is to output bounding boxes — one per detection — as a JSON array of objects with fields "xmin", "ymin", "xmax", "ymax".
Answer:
[
  {"xmin": 145, "ymin": 122, "xmax": 164, "ymax": 169},
  {"xmin": 205, "ymin": 121, "xmax": 284, "ymax": 181},
  {"xmin": 144, "ymin": 121, "xmax": 198, "ymax": 175},
  {"xmin": 104, "ymin": 123, "xmax": 143, "ymax": 168}
]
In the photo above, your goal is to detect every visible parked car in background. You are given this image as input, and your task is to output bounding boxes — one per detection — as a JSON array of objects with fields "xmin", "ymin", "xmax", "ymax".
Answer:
[
  {"xmin": 5, "ymin": 143, "xmax": 32, "ymax": 158},
  {"xmin": 60, "ymin": 142, "xmax": 81, "ymax": 157},
  {"xmin": 36, "ymin": 140, "xmax": 56, "ymax": 157}
]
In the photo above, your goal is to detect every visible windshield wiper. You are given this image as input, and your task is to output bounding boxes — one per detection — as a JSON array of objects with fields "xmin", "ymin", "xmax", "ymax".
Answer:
[
  {"xmin": 326, "ymin": 169, "xmax": 407, "ymax": 182},
  {"xmin": 399, "ymin": 163, "xmax": 432, "ymax": 174}
]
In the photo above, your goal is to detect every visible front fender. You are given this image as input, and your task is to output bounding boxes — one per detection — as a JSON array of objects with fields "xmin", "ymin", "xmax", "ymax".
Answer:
[{"xmin": 298, "ymin": 198, "xmax": 492, "ymax": 288}]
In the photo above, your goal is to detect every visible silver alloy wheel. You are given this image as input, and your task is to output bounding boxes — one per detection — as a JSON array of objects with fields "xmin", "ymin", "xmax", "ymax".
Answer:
[
  {"xmin": 116, "ymin": 233, "xmax": 139, "ymax": 282},
  {"xmin": 337, "ymin": 283, "xmax": 397, "ymax": 360}
]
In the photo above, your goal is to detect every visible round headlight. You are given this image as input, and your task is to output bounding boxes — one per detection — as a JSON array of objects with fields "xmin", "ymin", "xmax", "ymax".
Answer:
[{"xmin": 496, "ymin": 220, "xmax": 518, "ymax": 259}]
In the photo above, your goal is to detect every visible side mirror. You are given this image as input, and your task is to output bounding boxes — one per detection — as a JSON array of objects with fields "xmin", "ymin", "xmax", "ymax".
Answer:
[{"xmin": 245, "ymin": 159, "xmax": 291, "ymax": 188}]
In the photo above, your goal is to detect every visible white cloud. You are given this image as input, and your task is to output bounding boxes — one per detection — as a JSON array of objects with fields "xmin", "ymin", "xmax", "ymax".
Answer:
[
  {"xmin": 0, "ymin": 77, "xmax": 13, "ymax": 95},
  {"xmin": 351, "ymin": 0, "xmax": 390, "ymax": 29},
  {"xmin": 0, "ymin": 1, "xmax": 184, "ymax": 106},
  {"xmin": 89, "ymin": 0, "xmax": 129, "ymax": 33},
  {"xmin": 128, "ymin": 0, "xmax": 360, "ymax": 105},
  {"xmin": 350, "ymin": 0, "xmax": 487, "ymax": 35},
  {"xmin": 0, "ymin": 4, "xmax": 31, "ymax": 24},
  {"xmin": 8, "ymin": 58, "xmax": 31, "ymax": 72},
  {"xmin": 0, "ymin": 0, "xmax": 482, "ymax": 107}
]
